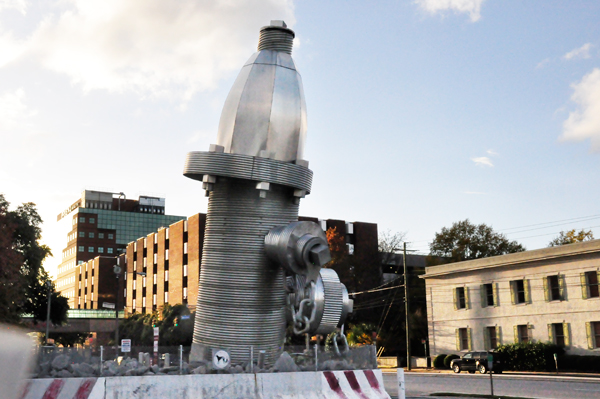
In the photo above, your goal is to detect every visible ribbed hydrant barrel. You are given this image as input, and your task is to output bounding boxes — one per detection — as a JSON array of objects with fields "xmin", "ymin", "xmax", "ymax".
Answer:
[{"xmin": 185, "ymin": 21, "xmax": 311, "ymax": 367}]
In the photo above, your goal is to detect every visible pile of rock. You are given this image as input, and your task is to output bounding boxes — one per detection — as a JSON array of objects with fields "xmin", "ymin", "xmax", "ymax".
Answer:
[{"xmin": 31, "ymin": 347, "xmax": 372, "ymax": 378}]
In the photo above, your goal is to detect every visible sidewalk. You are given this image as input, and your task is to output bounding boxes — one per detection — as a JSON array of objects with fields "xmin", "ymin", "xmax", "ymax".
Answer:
[{"xmin": 381, "ymin": 367, "xmax": 600, "ymax": 379}]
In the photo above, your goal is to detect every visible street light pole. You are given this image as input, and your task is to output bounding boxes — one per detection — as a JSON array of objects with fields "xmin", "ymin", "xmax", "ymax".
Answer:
[
  {"xmin": 403, "ymin": 242, "xmax": 411, "ymax": 371},
  {"xmin": 45, "ymin": 280, "xmax": 52, "ymax": 346}
]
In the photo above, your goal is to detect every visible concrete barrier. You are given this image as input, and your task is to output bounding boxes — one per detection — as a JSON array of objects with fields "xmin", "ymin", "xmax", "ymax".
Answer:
[
  {"xmin": 21, "ymin": 378, "xmax": 105, "ymax": 399},
  {"xmin": 24, "ymin": 369, "xmax": 390, "ymax": 399}
]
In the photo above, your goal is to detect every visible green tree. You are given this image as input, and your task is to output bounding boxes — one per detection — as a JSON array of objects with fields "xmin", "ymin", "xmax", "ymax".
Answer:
[
  {"xmin": 0, "ymin": 194, "xmax": 68, "ymax": 325},
  {"xmin": 118, "ymin": 304, "xmax": 194, "ymax": 346},
  {"xmin": 429, "ymin": 219, "xmax": 525, "ymax": 263},
  {"xmin": 548, "ymin": 229, "xmax": 594, "ymax": 247}
]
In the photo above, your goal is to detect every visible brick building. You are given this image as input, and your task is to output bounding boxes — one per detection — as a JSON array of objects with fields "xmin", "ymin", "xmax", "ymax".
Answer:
[{"xmin": 55, "ymin": 190, "xmax": 186, "ymax": 307}]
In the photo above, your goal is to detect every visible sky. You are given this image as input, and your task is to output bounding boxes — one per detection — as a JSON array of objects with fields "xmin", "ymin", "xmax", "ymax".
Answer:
[{"xmin": 1, "ymin": 0, "xmax": 600, "ymax": 278}]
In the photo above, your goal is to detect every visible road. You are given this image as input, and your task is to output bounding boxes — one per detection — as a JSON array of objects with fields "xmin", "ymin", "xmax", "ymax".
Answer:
[{"xmin": 382, "ymin": 371, "xmax": 600, "ymax": 399}]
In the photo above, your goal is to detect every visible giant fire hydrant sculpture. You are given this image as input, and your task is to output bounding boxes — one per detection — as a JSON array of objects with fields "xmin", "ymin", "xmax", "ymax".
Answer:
[{"xmin": 185, "ymin": 21, "xmax": 352, "ymax": 367}]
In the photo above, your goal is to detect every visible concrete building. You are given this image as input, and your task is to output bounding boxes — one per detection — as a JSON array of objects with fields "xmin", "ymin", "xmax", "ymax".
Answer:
[
  {"xmin": 55, "ymin": 190, "xmax": 186, "ymax": 307},
  {"xmin": 422, "ymin": 239, "xmax": 600, "ymax": 357}
]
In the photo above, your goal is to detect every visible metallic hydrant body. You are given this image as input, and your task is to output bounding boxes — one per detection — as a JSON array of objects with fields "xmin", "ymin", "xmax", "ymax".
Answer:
[{"xmin": 185, "ymin": 21, "xmax": 351, "ymax": 367}]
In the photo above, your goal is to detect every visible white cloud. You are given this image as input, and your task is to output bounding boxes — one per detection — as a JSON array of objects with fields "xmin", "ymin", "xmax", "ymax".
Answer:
[
  {"xmin": 471, "ymin": 156, "xmax": 493, "ymax": 167},
  {"xmin": 536, "ymin": 58, "xmax": 550, "ymax": 69},
  {"xmin": 561, "ymin": 68, "xmax": 600, "ymax": 152},
  {"xmin": 0, "ymin": 0, "xmax": 26, "ymax": 14},
  {"xmin": 0, "ymin": 88, "xmax": 36, "ymax": 131},
  {"xmin": 486, "ymin": 149, "xmax": 498, "ymax": 156},
  {"xmin": 415, "ymin": 0, "xmax": 485, "ymax": 22},
  {"xmin": 22, "ymin": 0, "xmax": 295, "ymax": 101},
  {"xmin": 563, "ymin": 43, "xmax": 593, "ymax": 61}
]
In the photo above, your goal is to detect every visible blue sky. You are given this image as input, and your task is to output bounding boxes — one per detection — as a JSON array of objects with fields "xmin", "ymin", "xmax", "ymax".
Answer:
[{"xmin": 1, "ymin": 0, "xmax": 599, "ymax": 277}]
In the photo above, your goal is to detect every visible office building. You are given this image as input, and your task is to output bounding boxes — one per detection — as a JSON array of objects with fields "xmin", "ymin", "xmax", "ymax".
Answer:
[{"xmin": 55, "ymin": 190, "xmax": 186, "ymax": 307}]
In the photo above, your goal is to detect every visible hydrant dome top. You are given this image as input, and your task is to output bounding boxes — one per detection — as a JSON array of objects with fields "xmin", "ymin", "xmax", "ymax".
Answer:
[{"xmin": 215, "ymin": 21, "xmax": 307, "ymax": 163}]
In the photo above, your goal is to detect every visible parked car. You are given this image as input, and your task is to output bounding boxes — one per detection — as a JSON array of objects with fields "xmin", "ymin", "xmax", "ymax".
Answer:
[{"xmin": 449, "ymin": 351, "xmax": 504, "ymax": 374}]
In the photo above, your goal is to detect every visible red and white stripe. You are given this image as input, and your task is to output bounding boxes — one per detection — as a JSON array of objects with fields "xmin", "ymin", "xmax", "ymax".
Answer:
[
  {"xmin": 21, "ymin": 378, "xmax": 104, "ymax": 399},
  {"xmin": 322, "ymin": 370, "xmax": 390, "ymax": 399}
]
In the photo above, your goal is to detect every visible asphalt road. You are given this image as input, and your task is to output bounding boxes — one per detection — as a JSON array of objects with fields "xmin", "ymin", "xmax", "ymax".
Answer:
[{"xmin": 382, "ymin": 371, "xmax": 600, "ymax": 399}]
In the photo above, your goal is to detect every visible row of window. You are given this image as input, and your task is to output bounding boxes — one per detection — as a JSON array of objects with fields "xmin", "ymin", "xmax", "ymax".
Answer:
[
  {"xmin": 77, "ymin": 246, "xmax": 114, "ymax": 254},
  {"xmin": 456, "ymin": 321, "xmax": 600, "ymax": 351},
  {"xmin": 454, "ymin": 271, "xmax": 600, "ymax": 310},
  {"xmin": 77, "ymin": 232, "xmax": 114, "ymax": 239},
  {"xmin": 77, "ymin": 217, "xmax": 96, "ymax": 224}
]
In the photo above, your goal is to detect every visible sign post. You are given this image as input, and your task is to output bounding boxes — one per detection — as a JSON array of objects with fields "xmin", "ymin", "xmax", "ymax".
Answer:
[
  {"xmin": 154, "ymin": 327, "xmax": 159, "ymax": 365},
  {"xmin": 397, "ymin": 368, "xmax": 405, "ymax": 399},
  {"xmin": 121, "ymin": 339, "xmax": 131, "ymax": 353}
]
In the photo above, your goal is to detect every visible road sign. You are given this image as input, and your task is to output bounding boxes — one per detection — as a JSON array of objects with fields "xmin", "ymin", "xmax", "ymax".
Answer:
[
  {"xmin": 153, "ymin": 327, "xmax": 159, "ymax": 353},
  {"xmin": 487, "ymin": 354, "xmax": 494, "ymax": 371},
  {"xmin": 181, "ymin": 315, "xmax": 190, "ymax": 320},
  {"xmin": 121, "ymin": 339, "xmax": 131, "ymax": 353},
  {"xmin": 212, "ymin": 349, "xmax": 230, "ymax": 369},
  {"xmin": 102, "ymin": 302, "xmax": 115, "ymax": 309}
]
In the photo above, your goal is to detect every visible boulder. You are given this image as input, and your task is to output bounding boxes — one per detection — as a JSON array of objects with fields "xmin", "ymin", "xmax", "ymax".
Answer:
[
  {"xmin": 56, "ymin": 369, "xmax": 73, "ymax": 378},
  {"xmin": 71, "ymin": 362, "xmax": 95, "ymax": 377},
  {"xmin": 273, "ymin": 352, "xmax": 298, "ymax": 373},
  {"xmin": 135, "ymin": 366, "xmax": 149, "ymax": 375},
  {"xmin": 51, "ymin": 355, "xmax": 70, "ymax": 370},
  {"xmin": 191, "ymin": 364, "xmax": 208, "ymax": 375}
]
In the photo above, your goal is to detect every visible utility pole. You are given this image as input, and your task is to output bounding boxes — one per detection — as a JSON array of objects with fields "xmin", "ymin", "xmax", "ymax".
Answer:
[
  {"xmin": 45, "ymin": 281, "xmax": 52, "ymax": 346},
  {"xmin": 403, "ymin": 242, "xmax": 411, "ymax": 371}
]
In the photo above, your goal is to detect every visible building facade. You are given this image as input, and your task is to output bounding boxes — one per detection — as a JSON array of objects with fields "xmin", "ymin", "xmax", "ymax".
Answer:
[
  {"xmin": 55, "ymin": 190, "xmax": 186, "ymax": 307},
  {"xmin": 422, "ymin": 239, "xmax": 600, "ymax": 357},
  {"xmin": 121, "ymin": 215, "xmax": 376, "ymax": 315}
]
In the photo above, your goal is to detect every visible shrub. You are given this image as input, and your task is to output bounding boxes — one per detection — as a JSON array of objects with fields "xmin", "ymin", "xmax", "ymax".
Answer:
[
  {"xmin": 433, "ymin": 354, "xmax": 448, "ymax": 369},
  {"xmin": 558, "ymin": 355, "xmax": 600, "ymax": 373},
  {"xmin": 496, "ymin": 341, "xmax": 564, "ymax": 371},
  {"xmin": 444, "ymin": 354, "xmax": 460, "ymax": 369}
]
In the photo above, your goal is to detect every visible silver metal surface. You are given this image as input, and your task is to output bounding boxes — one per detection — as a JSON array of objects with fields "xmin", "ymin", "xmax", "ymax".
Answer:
[
  {"xmin": 264, "ymin": 221, "xmax": 330, "ymax": 283},
  {"xmin": 184, "ymin": 151, "xmax": 313, "ymax": 192},
  {"xmin": 191, "ymin": 178, "xmax": 298, "ymax": 366},
  {"xmin": 215, "ymin": 23, "xmax": 306, "ymax": 162}
]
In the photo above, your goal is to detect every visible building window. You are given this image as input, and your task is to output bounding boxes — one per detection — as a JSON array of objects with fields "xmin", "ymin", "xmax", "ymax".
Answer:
[
  {"xmin": 98, "ymin": 233, "xmax": 104, "ymax": 239},
  {"xmin": 153, "ymin": 274, "xmax": 157, "ymax": 285},
  {"xmin": 132, "ymin": 299, "xmax": 136, "ymax": 309},
  {"xmin": 88, "ymin": 246, "xmax": 94, "ymax": 252},
  {"xmin": 485, "ymin": 326, "xmax": 500, "ymax": 350},
  {"xmin": 98, "ymin": 247, "xmax": 104, "ymax": 253},
  {"xmin": 454, "ymin": 287, "xmax": 468, "ymax": 310},
  {"xmin": 89, "ymin": 218, "xmax": 95, "ymax": 223},
  {"xmin": 510, "ymin": 279, "xmax": 530, "ymax": 304},
  {"xmin": 586, "ymin": 322, "xmax": 600, "ymax": 349},
  {"xmin": 544, "ymin": 275, "xmax": 564, "ymax": 301},
  {"xmin": 133, "ymin": 280, "xmax": 136, "ymax": 290},
  {"xmin": 78, "ymin": 260, "xmax": 83, "ymax": 265},
  {"xmin": 515, "ymin": 324, "xmax": 530, "ymax": 343},
  {"xmin": 78, "ymin": 246, "xmax": 84, "ymax": 252},
  {"xmin": 79, "ymin": 232, "xmax": 85, "ymax": 238},
  {"xmin": 164, "ymin": 292, "xmax": 169, "ymax": 303},
  {"xmin": 549, "ymin": 323, "xmax": 569, "ymax": 347},
  {"xmin": 582, "ymin": 271, "xmax": 600, "ymax": 299},
  {"xmin": 107, "ymin": 248, "xmax": 113, "ymax": 254},
  {"xmin": 183, "ymin": 265, "xmax": 187, "ymax": 277},
  {"xmin": 80, "ymin": 217, "xmax": 85, "ymax": 223},
  {"xmin": 89, "ymin": 232, "xmax": 95, "ymax": 238},
  {"xmin": 481, "ymin": 283, "xmax": 497, "ymax": 307},
  {"xmin": 108, "ymin": 233, "xmax": 114, "ymax": 239},
  {"xmin": 153, "ymin": 294, "xmax": 157, "ymax": 305},
  {"xmin": 456, "ymin": 328, "xmax": 471, "ymax": 351},
  {"xmin": 142, "ymin": 297, "xmax": 146, "ymax": 307}
]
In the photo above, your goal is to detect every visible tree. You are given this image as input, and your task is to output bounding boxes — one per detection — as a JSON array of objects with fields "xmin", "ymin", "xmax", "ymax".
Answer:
[
  {"xmin": 548, "ymin": 229, "xmax": 594, "ymax": 247},
  {"xmin": 429, "ymin": 219, "xmax": 525, "ymax": 263},
  {"xmin": 118, "ymin": 304, "xmax": 194, "ymax": 346},
  {"xmin": 378, "ymin": 230, "xmax": 406, "ymax": 267},
  {"xmin": 0, "ymin": 194, "xmax": 68, "ymax": 325}
]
